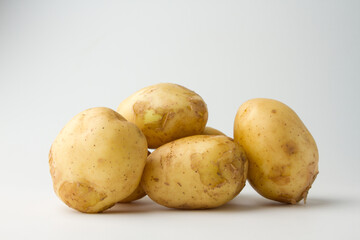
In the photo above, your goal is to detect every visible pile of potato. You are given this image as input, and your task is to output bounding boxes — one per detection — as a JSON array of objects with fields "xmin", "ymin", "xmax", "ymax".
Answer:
[{"xmin": 49, "ymin": 83, "xmax": 319, "ymax": 213}]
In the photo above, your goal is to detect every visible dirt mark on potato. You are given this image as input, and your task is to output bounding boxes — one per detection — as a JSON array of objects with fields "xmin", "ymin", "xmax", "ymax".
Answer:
[
  {"xmin": 282, "ymin": 140, "xmax": 298, "ymax": 156},
  {"xmin": 268, "ymin": 164, "xmax": 291, "ymax": 185},
  {"xmin": 58, "ymin": 181, "xmax": 107, "ymax": 213}
]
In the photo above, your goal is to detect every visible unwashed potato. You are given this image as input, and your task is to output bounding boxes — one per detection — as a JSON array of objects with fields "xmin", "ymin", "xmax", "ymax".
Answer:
[
  {"xmin": 117, "ymin": 83, "xmax": 208, "ymax": 148},
  {"xmin": 233, "ymin": 98, "xmax": 319, "ymax": 204},
  {"xmin": 49, "ymin": 107, "xmax": 148, "ymax": 213},
  {"xmin": 141, "ymin": 135, "xmax": 248, "ymax": 209},
  {"xmin": 202, "ymin": 126, "xmax": 226, "ymax": 136}
]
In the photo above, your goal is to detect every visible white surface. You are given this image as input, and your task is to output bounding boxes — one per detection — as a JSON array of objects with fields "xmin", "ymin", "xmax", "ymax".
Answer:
[{"xmin": 1, "ymin": 0, "xmax": 359, "ymax": 239}]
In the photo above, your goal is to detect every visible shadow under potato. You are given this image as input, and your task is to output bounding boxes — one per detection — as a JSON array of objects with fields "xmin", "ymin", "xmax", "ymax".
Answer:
[{"xmin": 103, "ymin": 194, "xmax": 338, "ymax": 214}]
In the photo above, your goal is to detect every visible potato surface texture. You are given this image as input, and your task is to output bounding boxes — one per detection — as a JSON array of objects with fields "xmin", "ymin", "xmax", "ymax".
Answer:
[
  {"xmin": 117, "ymin": 150, "xmax": 151, "ymax": 203},
  {"xmin": 141, "ymin": 135, "xmax": 248, "ymax": 209},
  {"xmin": 233, "ymin": 98, "xmax": 319, "ymax": 204},
  {"xmin": 203, "ymin": 126, "xmax": 226, "ymax": 136},
  {"xmin": 49, "ymin": 107, "xmax": 148, "ymax": 213},
  {"xmin": 117, "ymin": 83, "xmax": 208, "ymax": 148},
  {"xmin": 117, "ymin": 184, "xmax": 146, "ymax": 203}
]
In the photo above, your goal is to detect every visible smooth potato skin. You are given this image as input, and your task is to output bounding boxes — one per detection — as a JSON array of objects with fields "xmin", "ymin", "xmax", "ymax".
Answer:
[
  {"xmin": 49, "ymin": 107, "xmax": 148, "ymax": 213},
  {"xmin": 141, "ymin": 135, "xmax": 248, "ymax": 209},
  {"xmin": 202, "ymin": 126, "xmax": 226, "ymax": 136},
  {"xmin": 117, "ymin": 83, "xmax": 208, "ymax": 148},
  {"xmin": 117, "ymin": 184, "xmax": 146, "ymax": 203},
  {"xmin": 233, "ymin": 98, "xmax": 319, "ymax": 204},
  {"xmin": 117, "ymin": 151, "xmax": 151, "ymax": 203}
]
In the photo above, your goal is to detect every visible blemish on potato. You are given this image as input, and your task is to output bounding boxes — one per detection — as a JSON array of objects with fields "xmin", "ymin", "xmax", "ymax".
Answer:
[
  {"xmin": 189, "ymin": 98, "xmax": 207, "ymax": 118},
  {"xmin": 151, "ymin": 177, "xmax": 159, "ymax": 182},
  {"xmin": 271, "ymin": 109, "xmax": 277, "ymax": 113},
  {"xmin": 133, "ymin": 101, "xmax": 146, "ymax": 115},
  {"xmin": 190, "ymin": 152, "xmax": 226, "ymax": 188},
  {"xmin": 268, "ymin": 164, "xmax": 291, "ymax": 185},
  {"xmin": 282, "ymin": 140, "xmax": 297, "ymax": 156},
  {"xmin": 58, "ymin": 181, "xmax": 107, "ymax": 213}
]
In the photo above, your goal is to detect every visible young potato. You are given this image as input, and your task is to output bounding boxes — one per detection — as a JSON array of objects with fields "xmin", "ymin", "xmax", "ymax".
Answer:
[
  {"xmin": 49, "ymin": 107, "xmax": 148, "ymax": 213},
  {"xmin": 117, "ymin": 83, "xmax": 208, "ymax": 148},
  {"xmin": 202, "ymin": 126, "xmax": 226, "ymax": 136},
  {"xmin": 233, "ymin": 98, "xmax": 319, "ymax": 204},
  {"xmin": 117, "ymin": 150, "xmax": 151, "ymax": 203},
  {"xmin": 141, "ymin": 135, "xmax": 248, "ymax": 209}
]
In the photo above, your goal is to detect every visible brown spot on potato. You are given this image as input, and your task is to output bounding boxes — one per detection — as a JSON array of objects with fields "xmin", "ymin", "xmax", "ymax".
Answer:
[
  {"xmin": 271, "ymin": 109, "xmax": 277, "ymax": 113},
  {"xmin": 151, "ymin": 177, "xmax": 159, "ymax": 182},
  {"xmin": 58, "ymin": 181, "xmax": 107, "ymax": 213},
  {"xmin": 268, "ymin": 164, "xmax": 291, "ymax": 185},
  {"xmin": 282, "ymin": 140, "xmax": 297, "ymax": 156},
  {"xmin": 161, "ymin": 111, "xmax": 175, "ymax": 129},
  {"xmin": 133, "ymin": 101, "xmax": 146, "ymax": 115},
  {"xmin": 188, "ymin": 98, "xmax": 207, "ymax": 118}
]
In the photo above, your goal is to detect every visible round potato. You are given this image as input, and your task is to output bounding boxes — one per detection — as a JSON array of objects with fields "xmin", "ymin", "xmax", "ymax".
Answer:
[
  {"xmin": 117, "ymin": 83, "xmax": 208, "ymax": 148},
  {"xmin": 141, "ymin": 135, "xmax": 248, "ymax": 209},
  {"xmin": 49, "ymin": 107, "xmax": 148, "ymax": 213},
  {"xmin": 233, "ymin": 98, "xmax": 319, "ymax": 204},
  {"xmin": 202, "ymin": 126, "xmax": 226, "ymax": 136}
]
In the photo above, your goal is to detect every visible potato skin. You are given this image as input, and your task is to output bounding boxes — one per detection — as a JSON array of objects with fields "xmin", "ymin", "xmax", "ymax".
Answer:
[
  {"xmin": 117, "ymin": 150, "xmax": 151, "ymax": 203},
  {"xmin": 233, "ymin": 98, "xmax": 319, "ymax": 204},
  {"xmin": 49, "ymin": 107, "xmax": 148, "ymax": 213},
  {"xmin": 141, "ymin": 135, "xmax": 248, "ymax": 209},
  {"xmin": 202, "ymin": 126, "xmax": 226, "ymax": 136},
  {"xmin": 117, "ymin": 184, "xmax": 146, "ymax": 203},
  {"xmin": 117, "ymin": 83, "xmax": 208, "ymax": 148}
]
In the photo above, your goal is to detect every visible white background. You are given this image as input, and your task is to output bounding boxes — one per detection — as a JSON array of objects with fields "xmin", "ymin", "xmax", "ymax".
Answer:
[{"xmin": 1, "ymin": 0, "xmax": 359, "ymax": 239}]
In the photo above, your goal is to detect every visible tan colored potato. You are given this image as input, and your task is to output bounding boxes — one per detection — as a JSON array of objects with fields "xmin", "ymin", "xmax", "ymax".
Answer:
[
  {"xmin": 203, "ymin": 126, "xmax": 226, "ymax": 136},
  {"xmin": 141, "ymin": 135, "xmax": 248, "ymax": 209},
  {"xmin": 49, "ymin": 107, "xmax": 148, "ymax": 213},
  {"xmin": 233, "ymin": 98, "xmax": 319, "ymax": 204},
  {"xmin": 117, "ymin": 184, "xmax": 146, "ymax": 203},
  {"xmin": 117, "ymin": 151, "xmax": 151, "ymax": 203},
  {"xmin": 117, "ymin": 83, "xmax": 208, "ymax": 148}
]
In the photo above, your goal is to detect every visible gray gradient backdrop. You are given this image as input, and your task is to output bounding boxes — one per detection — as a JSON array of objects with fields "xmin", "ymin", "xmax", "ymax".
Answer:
[{"xmin": 0, "ymin": 1, "xmax": 359, "ymax": 239}]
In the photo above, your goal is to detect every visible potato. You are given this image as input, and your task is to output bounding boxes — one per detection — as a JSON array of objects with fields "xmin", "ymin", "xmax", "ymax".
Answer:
[
  {"xmin": 117, "ymin": 184, "xmax": 146, "ymax": 203},
  {"xmin": 141, "ymin": 135, "xmax": 248, "ymax": 209},
  {"xmin": 49, "ymin": 107, "xmax": 148, "ymax": 213},
  {"xmin": 117, "ymin": 151, "xmax": 151, "ymax": 203},
  {"xmin": 202, "ymin": 126, "xmax": 226, "ymax": 136},
  {"xmin": 117, "ymin": 83, "xmax": 208, "ymax": 148},
  {"xmin": 233, "ymin": 98, "xmax": 319, "ymax": 204}
]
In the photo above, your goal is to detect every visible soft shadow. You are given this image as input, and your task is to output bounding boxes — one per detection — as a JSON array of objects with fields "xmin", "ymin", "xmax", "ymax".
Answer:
[
  {"xmin": 99, "ymin": 194, "xmax": 345, "ymax": 214},
  {"xmin": 211, "ymin": 194, "xmax": 344, "ymax": 213},
  {"xmin": 104, "ymin": 197, "xmax": 168, "ymax": 214}
]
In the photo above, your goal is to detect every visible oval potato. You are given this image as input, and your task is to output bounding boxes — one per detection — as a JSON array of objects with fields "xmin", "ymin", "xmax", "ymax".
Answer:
[
  {"xmin": 117, "ymin": 83, "xmax": 208, "ymax": 148},
  {"xmin": 233, "ymin": 98, "xmax": 319, "ymax": 204},
  {"xmin": 141, "ymin": 135, "xmax": 248, "ymax": 209},
  {"xmin": 49, "ymin": 107, "xmax": 148, "ymax": 213}
]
